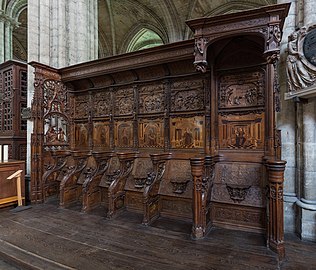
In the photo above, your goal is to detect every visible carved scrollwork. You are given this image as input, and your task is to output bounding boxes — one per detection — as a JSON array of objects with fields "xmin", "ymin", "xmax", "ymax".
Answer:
[
  {"xmin": 139, "ymin": 84, "xmax": 164, "ymax": 114},
  {"xmin": 93, "ymin": 92, "xmax": 111, "ymax": 116},
  {"xmin": 115, "ymin": 88, "xmax": 134, "ymax": 115},
  {"xmin": 194, "ymin": 61, "xmax": 208, "ymax": 73}
]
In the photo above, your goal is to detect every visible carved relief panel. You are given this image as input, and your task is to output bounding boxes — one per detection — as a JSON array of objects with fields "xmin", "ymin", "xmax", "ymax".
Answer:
[
  {"xmin": 139, "ymin": 83, "xmax": 165, "ymax": 114},
  {"xmin": 218, "ymin": 70, "xmax": 265, "ymax": 109},
  {"xmin": 171, "ymin": 79, "xmax": 204, "ymax": 112},
  {"xmin": 74, "ymin": 94, "xmax": 89, "ymax": 119},
  {"xmin": 218, "ymin": 112, "xmax": 264, "ymax": 150},
  {"xmin": 170, "ymin": 116, "xmax": 204, "ymax": 149},
  {"xmin": 114, "ymin": 87, "xmax": 134, "ymax": 116},
  {"xmin": 138, "ymin": 119, "xmax": 164, "ymax": 148},
  {"xmin": 93, "ymin": 122, "xmax": 110, "ymax": 148},
  {"xmin": 43, "ymin": 80, "xmax": 69, "ymax": 147},
  {"xmin": 212, "ymin": 162, "xmax": 264, "ymax": 207},
  {"xmin": 114, "ymin": 121, "xmax": 133, "ymax": 148},
  {"xmin": 93, "ymin": 91, "xmax": 111, "ymax": 117}
]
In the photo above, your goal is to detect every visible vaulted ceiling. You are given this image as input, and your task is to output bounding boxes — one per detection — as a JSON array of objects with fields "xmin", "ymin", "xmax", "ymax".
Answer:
[
  {"xmin": 1, "ymin": 0, "xmax": 276, "ymax": 62},
  {"xmin": 98, "ymin": 0, "xmax": 276, "ymax": 57}
]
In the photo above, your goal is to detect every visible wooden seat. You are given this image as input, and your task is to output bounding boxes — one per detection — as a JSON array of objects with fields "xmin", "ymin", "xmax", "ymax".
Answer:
[
  {"xmin": 42, "ymin": 150, "xmax": 71, "ymax": 201},
  {"xmin": 59, "ymin": 150, "xmax": 91, "ymax": 208},
  {"xmin": 81, "ymin": 151, "xmax": 115, "ymax": 212}
]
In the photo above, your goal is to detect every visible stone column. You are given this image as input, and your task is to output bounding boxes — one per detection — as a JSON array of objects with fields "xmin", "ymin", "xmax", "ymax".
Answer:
[
  {"xmin": 278, "ymin": 0, "xmax": 316, "ymax": 241},
  {"xmin": 27, "ymin": 0, "xmax": 98, "ymax": 176},
  {"xmin": 296, "ymin": 98, "xmax": 316, "ymax": 241},
  {"xmin": 0, "ymin": 13, "xmax": 17, "ymax": 63},
  {"xmin": 277, "ymin": 0, "xmax": 299, "ymax": 235}
]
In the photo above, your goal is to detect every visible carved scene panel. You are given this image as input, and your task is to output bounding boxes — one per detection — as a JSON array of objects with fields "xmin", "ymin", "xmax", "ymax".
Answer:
[
  {"xmin": 138, "ymin": 119, "xmax": 164, "ymax": 148},
  {"xmin": 114, "ymin": 87, "xmax": 134, "ymax": 116},
  {"xmin": 170, "ymin": 116, "xmax": 204, "ymax": 149},
  {"xmin": 171, "ymin": 79, "xmax": 204, "ymax": 112},
  {"xmin": 93, "ymin": 91, "xmax": 111, "ymax": 117},
  {"xmin": 44, "ymin": 115, "xmax": 68, "ymax": 146},
  {"xmin": 43, "ymin": 80, "xmax": 69, "ymax": 148},
  {"xmin": 218, "ymin": 112, "xmax": 264, "ymax": 150},
  {"xmin": 139, "ymin": 83, "xmax": 165, "ymax": 114},
  {"xmin": 93, "ymin": 122, "xmax": 110, "ymax": 148},
  {"xmin": 114, "ymin": 121, "xmax": 133, "ymax": 148},
  {"xmin": 218, "ymin": 70, "xmax": 265, "ymax": 109}
]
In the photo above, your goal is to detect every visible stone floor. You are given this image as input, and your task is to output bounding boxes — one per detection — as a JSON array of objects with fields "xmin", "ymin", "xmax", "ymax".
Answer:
[{"xmin": 0, "ymin": 204, "xmax": 315, "ymax": 270}]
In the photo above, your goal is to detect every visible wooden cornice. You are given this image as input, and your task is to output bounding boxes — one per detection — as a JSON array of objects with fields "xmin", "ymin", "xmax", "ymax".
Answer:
[
  {"xmin": 58, "ymin": 39, "xmax": 195, "ymax": 83},
  {"xmin": 186, "ymin": 3, "xmax": 290, "ymax": 34}
]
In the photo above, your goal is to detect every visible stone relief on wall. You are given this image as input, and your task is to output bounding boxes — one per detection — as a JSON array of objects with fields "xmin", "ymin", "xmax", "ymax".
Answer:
[
  {"xmin": 114, "ymin": 121, "xmax": 133, "ymax": 148},
  {"xmin": 170, "ymin": 116, "xmax": 204, "ymax": 149},
  {"xmin": 219, "ymin": 71, "xmax": 265, "ymax": 109},
  {"xmin": 139, "ymin": 84, "xmax": 164, "ymax": 114},
  {"xmin": 171, "ymin": 80, "xmax": 204, "ymax": 111},
  {"xmin": 93, "ymin": 122, "xmax": 110, "ymax": 148},
  {"xmin": 138, "ymin": 119, "xmax": 164, "ymax": 148},
  {"xmin": 115, "ymin": 88, "xmax": 134, "ymax": 115},
  {"xmin": 93, "ymin": 92, "xmax": 111, "ymax": 117},
  {"xmin": 218, "ymin": 112, "xmax": 264, "ymax": 150},
  {"xmin": 286, "ymin": 25, "xmax": 316, "ymax": 93}
]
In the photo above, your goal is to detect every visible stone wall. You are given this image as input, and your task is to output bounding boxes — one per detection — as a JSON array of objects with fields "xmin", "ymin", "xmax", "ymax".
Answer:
[{"xmin": 278, "ymin": 0, "xmax": 316, "ymax": 241}]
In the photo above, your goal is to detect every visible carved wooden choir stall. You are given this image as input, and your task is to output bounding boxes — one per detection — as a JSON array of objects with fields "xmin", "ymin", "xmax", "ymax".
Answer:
[{"xmin": 30, "ymin": 4, "xmax": 289, "ymax": 259}]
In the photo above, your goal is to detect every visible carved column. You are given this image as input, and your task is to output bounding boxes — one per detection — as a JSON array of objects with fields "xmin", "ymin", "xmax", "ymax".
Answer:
[
  {"xmin": 266, "ymin": 159, "xmax": 286, "ymax": 260},
  {"xmin": 30, "ymin": 63, "xmax": 62, "ymax": 203},
  {"xmin": 190, "ymin": 157, "xmax": 205, "ymax": 239}
]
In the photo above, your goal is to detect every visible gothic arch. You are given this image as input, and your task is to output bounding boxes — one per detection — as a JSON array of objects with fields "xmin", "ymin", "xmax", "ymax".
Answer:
[{"xmin": 119, "ymin": 23, "xmax": 167, "ymax": 54}]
